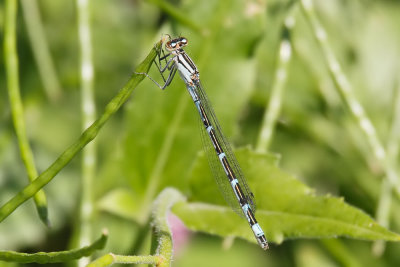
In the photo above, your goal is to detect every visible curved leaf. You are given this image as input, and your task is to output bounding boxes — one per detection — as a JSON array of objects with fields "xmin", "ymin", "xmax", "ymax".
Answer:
[{"xmin": 173, "ymin": 147, "xmax": 400, "ymax": 245}]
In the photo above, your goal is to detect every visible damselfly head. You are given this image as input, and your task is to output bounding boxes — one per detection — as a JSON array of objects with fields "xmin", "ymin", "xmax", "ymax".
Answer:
[{"xmin": 165, "ymin": 37, "xmax": 188, "ymax": 51}]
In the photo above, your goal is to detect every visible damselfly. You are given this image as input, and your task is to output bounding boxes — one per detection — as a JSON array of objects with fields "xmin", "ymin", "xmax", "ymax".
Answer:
[{"xmin": 140, "ymin": 35, "xmax": 269, "ymax": 250}]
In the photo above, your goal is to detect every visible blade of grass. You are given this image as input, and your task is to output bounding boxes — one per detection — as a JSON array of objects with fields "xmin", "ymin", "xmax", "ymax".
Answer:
[
  {"xmin": 4, "ymin": 0, "xmax": 49, "ymax": 226},
  {"xmin": 0, "ymin": 40, "xmax": 161, "ymax": 222},
  {"xmin": 20, "ymin": 0, "xmax": 62, "ymax": 102},
  {"xmin": 256, "ymin": 14, "xmax": 294, "ymax": 152}
]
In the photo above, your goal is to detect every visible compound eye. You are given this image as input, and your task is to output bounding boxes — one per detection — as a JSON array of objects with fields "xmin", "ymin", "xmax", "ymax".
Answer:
[
  {"xmin": 181, "ymin": 38, "xmax": 187, "ymax": 45},
  {"xmin": 170, "ymin": 41, "xmax": 177, "ymax": 48}
]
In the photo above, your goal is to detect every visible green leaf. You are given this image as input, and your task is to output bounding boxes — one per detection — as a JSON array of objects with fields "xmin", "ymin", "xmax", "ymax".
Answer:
[{"xmin": 173, "ymin": 147, "xmax": 400, "ymax": 245}]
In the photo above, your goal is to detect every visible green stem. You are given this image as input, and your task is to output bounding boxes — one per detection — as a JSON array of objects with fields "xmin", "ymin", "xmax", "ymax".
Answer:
[
  {"xmin": 299, "ymin": 0, "xmax": 400, "ymax": 197},
  {"xmin": 76, "ymin": 0, "xmax": 96, "ymax": 266},
  {"xmin": 256, "ymin": 15, "xmax": 294, "ymax": 152},
  {"xmin": 4, "ymin": 0, "xmax": 49, "ymax": 225},
  {"xmin": 372, "ymin": 80, "xmax": 400, "ymax": 256},
  {"xmin": 151, "ymin": 188, "xmax": 185, "ymax": 266},
  {"xmin": 0, "ymin": 231, "xmax": 107, "ymax": 263},
  {"xmin": 87, "ymin": 188, "xmax": 185, "ymax": 267},
  {"xmin": 372, "ymin": 179, "xmax": 392, "ymax": 256},
  {"xmin": 20, "ymin": 0, "xmax": 62, "ymax": 101},
  {"xmin": 0, "ymin": 40, "xmax": 161, "ymax": 222},
  {"xmin": 87, "ymin": 254, "xmax": 159, "ymax": 267}
]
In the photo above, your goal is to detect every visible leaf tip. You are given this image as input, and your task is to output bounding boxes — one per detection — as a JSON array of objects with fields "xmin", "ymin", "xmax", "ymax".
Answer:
[
  {"xmin": 102, "ymin": 228, "xmax": 109, "ymax": 236},
  {"xmin": 272, "ymin": 232, "xmax": 285, "ymax": 244}
]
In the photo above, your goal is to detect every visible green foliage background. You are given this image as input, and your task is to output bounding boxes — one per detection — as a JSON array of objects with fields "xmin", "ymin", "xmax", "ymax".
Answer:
[{"xmin": 1, "ymin": 0, "xmax": 400, "ymax": 266}]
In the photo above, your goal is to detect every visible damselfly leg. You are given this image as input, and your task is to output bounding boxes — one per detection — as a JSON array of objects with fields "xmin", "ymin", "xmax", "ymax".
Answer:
[{"xmin": 135, "ymin": 36, "xmax": 178, "ymax": 90}]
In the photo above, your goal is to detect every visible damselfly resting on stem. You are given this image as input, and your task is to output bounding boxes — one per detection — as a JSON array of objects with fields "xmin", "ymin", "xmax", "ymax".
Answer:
[{"xmin": 138, "ymin": 35, "xmax": 269, "ymax": 250}]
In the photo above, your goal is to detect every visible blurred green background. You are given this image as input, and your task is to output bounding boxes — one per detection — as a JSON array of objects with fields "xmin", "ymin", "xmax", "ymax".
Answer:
[{"xmin": 1, "ymin": 0, "xmax": 400, "ymax": 266}]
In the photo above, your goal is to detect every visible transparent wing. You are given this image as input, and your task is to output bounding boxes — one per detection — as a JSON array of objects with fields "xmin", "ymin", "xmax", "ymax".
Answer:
[{"xmin": 193, "ymin": 80, "xmax": 256, "ymax": 216}]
